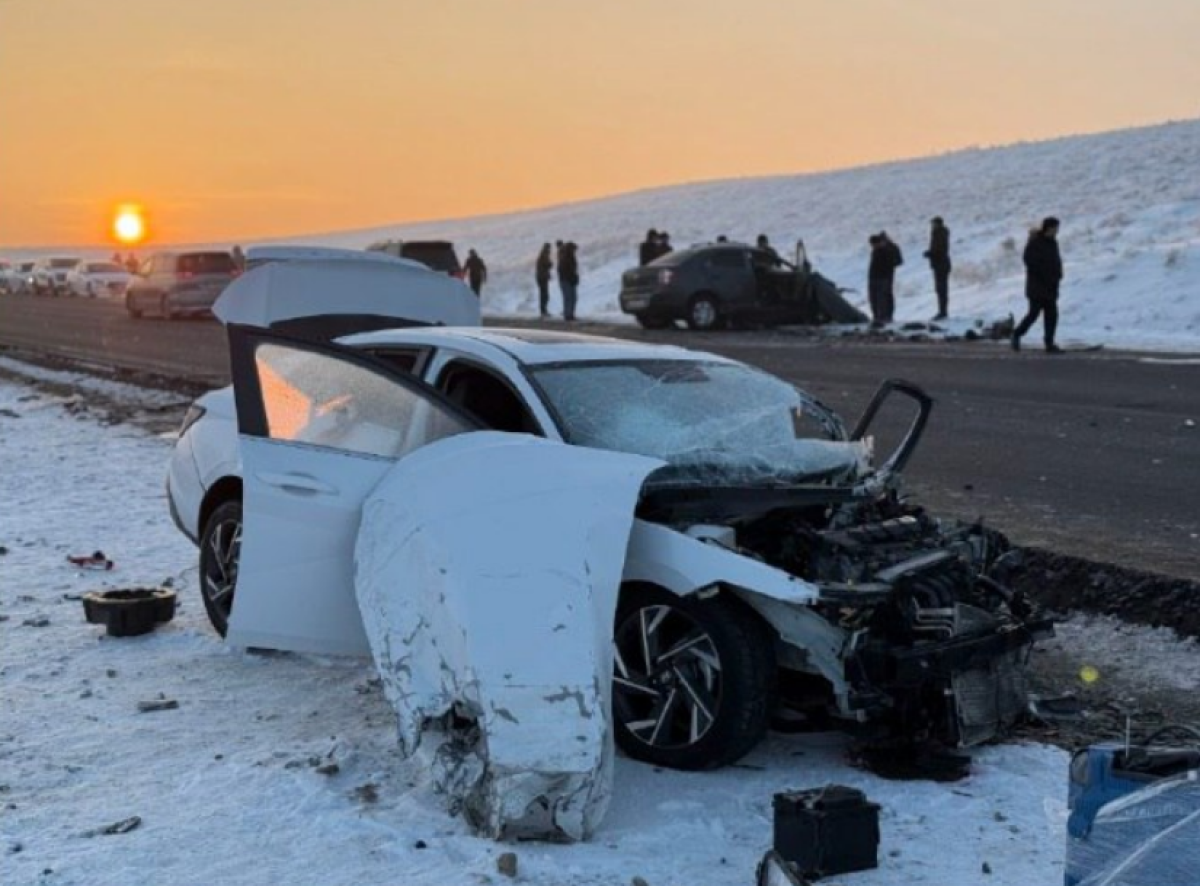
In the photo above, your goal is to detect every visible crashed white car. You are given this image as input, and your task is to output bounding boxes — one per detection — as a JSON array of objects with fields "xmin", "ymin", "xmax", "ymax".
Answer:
[{"xmin": 167, "ymin": 258, "xmax": 1050, "ymax": 839}]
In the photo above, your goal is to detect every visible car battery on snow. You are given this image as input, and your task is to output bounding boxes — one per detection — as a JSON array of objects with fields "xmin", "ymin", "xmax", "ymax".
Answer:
[{"xmin": 772, "ymin": 785, "xmax": 880, "ymax": 879}]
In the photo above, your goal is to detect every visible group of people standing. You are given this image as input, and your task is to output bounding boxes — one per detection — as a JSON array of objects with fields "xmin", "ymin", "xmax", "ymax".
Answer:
[
  {"xmin": 534, "ymin": 240, "xmax": 581, "ymax": 321},
  {"xmin": 638, "ymin": 229, "xmax": 674, "ymax": 266},
  {"xmin": 867, "ymin": 214, "xmax": 1064, "ymax": 352},
  {"xmin": 865, "ymin": 217, "xmax": 950, "ymax": 326}
]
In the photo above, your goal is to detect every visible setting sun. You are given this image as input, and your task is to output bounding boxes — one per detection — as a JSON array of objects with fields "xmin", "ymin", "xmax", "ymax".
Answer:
[{"xmin": 113, "ymin": 205, "xmax": 146, "ymax": 245}]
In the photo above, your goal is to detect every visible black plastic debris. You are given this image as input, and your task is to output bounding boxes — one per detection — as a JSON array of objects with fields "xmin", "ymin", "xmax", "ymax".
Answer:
[
  {"xmin": 853, "ymin": 742, "xmax": 972, "ymax": 782},
  {"xmin": 68, "ymin": 550, "xmax": 114, "ymax": 570},
  {"xmin": 82, "ymin": 588, "xmax": 176, "ymax": 637},
  {"xmin": 772, "ymin": 785, "xmax": 880, "ymax": 879}
]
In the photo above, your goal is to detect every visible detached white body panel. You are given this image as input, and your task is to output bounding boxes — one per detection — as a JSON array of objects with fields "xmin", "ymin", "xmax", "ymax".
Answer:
[{"xmin": 354, "ymin": 432, "xmax": 663, "ymax": 840}]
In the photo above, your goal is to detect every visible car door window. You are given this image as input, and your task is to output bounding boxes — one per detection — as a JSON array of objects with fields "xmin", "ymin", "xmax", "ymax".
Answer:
[
  {"xmin": 435, "ymin": 360, "xmax": 540, "ymax": 434},
  {"xmin": 361, "ymin": 347, "xmax": 428, "ymax": 376},
  {"xmin": 708, "ymin": 251, "xmax": 745, "ymax": 270},
  {"xmin": 253, "ymin": 341, "xmax": 474, "ymax": 459}
]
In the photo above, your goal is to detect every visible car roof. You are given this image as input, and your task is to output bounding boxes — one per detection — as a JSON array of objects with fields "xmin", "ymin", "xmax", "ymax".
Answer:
[{"xmin": 342, "ymin": 326, "xmax": 737, "ymax": 367}]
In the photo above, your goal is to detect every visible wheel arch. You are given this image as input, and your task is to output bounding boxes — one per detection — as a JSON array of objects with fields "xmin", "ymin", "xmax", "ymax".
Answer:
[{"xmin": 199, "ymin": 476, "xmax": 243, "ymax": 536}]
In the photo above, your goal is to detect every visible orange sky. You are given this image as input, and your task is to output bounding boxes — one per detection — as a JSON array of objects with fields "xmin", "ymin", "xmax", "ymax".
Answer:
[{"xmin": 2, "ymin": 0, "xmax": 1198, "ymax": 247}]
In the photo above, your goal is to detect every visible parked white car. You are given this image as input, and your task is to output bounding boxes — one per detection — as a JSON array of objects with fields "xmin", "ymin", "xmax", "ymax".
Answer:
[
  {"xmin": 65, "ymin": 260, "xmax": 133, "ymax": 298},
  {"xmin": 31, "ymin": 256, "xmax": 80, "ymax": 295},
  {"xmin": 5, "ymin": 261, "xmax": 35, "ymax": 294}
]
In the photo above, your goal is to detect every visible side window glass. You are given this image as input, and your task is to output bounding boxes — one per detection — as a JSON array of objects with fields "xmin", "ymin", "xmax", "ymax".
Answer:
[
  {"xmin": 364, "ymin": 348, "xmax": 424, "ymax": 376},
  {"xmin": 710, "ymin": 251, "xmax": 745, "ymax": 270},
  {"xmin": 254, "ymin": 343, "xmax": 474, "ymax": 458},
  {"xmin": 435, "ymin": 361, "xmax": 539, "ymax": 435}
]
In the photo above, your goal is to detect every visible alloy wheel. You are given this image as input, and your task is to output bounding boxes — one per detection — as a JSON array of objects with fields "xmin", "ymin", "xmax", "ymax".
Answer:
[
  {"xmin": 613, "ymin": 604, "xmax": 723, "ymax": 749},
  {"xmin": 201, "ymin": 512, "xmax": 241, "ymax": 632}
]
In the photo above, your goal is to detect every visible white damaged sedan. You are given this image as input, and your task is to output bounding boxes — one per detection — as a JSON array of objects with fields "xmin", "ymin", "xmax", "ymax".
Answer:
[{"xmin": 167, "ymin": 258, "xmax": 1050, "ymax": 839}]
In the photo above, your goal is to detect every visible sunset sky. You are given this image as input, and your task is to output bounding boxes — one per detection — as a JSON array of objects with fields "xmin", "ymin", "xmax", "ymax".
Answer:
[{"xmin": 2, "ymin": 0, "xmax": 1198, "ymax": 247}]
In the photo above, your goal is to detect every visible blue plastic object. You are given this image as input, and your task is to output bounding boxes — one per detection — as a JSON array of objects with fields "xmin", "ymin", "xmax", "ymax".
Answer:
[{"xmin": 1064, "ymin": 732, "xmax": 1200, "ymax": 886}]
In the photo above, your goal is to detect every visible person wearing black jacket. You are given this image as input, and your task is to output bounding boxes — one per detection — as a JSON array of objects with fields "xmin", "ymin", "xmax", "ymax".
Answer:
[
  {"xmin": 638, "ymin": 229, "xmax": 659, "ymax": 266},
  {"xmin": 1012, "ymin": 217, "xmax": 1064, "ymax": 353},
  {"xmin": 535, "ymin": 243, "xmax": 553, "ymax": 317},
  {"xmin": 924, "ymin": 217, "xmax": 951, "ymax": 319},
  {"xmin": 463, "ymin": 249, "xmax": 487, "ymax": 297},
  {"xmin": 559, "ymin": 242, "xmax": 580, "ymax": 321},
  {"xmin": 867, "ymin": 231, "xmax": 903, "ymax": 325}
]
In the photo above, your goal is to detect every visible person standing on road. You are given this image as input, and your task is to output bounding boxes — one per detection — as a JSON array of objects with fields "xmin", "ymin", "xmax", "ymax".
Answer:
[
  {"xmin": 924, "ymin": 217, "xmax": 951, "ymax": 320},
  {"xmin": 463, "ymin": 248, "xmax": 487, "ymax": 297},
  {"xmin": 867, "ymin": 231, "xmax": 902, "ymax": 326},
  {"xmin": 559, "ymin": 242, "xmax": 580, "ymax": 322},
  {"xmin": 1012, "ymin": 217, "xmax": 1064, "ymax": 353},
  {"xmin": 535, "ymin": 243, "xmax": 553, "ymax": 317},
  {"xmin": 639, "ymin": 229, "xmax": 659, "ymax": 266},
  {"xmin": 654, "ymin": 231, "xmax": 673, "ymax": 261}
]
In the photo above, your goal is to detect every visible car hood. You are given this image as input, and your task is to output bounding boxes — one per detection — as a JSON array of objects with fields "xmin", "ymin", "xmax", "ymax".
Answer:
[{"xmin": 353, "ymin": 432, "xmax": 664, "ymax": 841}]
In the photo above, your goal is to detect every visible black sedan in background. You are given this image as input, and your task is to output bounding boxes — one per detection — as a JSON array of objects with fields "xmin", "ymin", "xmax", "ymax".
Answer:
[{"xmin": 619, "ymin": 242, "xmax": 866, "ymax": 331}]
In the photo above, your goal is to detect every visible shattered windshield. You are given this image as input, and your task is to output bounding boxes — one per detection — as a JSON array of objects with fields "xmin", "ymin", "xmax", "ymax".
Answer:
[{"xmin": 530, "ymin": 359, "xmax": 869, "ymax": 486}]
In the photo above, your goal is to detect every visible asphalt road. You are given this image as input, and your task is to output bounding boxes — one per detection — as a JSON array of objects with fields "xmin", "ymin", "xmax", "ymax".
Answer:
[{"xmin": 2, "ymin": 293, "xmax": 1198, "ymax": 578}]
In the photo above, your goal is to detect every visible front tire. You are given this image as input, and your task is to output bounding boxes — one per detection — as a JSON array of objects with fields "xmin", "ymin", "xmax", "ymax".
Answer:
[
  {"xmin": 612, "ymin": 584, "xmax": 775, "ymax": 770},
  {"xmin": 686, "ymin": 293, "xmax": 722, "ymax": 331},
  {"xmin": 199, "ymin": 499, "xmax": 242, "ymax": 637}
]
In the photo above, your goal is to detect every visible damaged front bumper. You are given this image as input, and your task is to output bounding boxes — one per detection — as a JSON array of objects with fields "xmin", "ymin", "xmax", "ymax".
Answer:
[{"xmin": 848, "ymin": 616, "xmax": 1054, "ymax": 746}]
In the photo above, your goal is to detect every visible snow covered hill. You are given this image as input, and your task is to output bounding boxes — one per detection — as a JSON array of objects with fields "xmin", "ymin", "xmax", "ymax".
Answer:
[{"xmin": 301, "ymin": 118, "xmax": 1200, "ymax": 351}]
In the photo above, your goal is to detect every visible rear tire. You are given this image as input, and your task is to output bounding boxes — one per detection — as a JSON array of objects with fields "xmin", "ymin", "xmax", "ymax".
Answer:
[
  {"xmin": 612, "ymin": 584, "xmax": 775, "ymax": 770},
  {"xmin": 199, "ymin": 499, "xmax": 242, "ymax": 637},
  {"xmin": 686, "ymin": 293, "xmax": 722, "ymax": 331}
]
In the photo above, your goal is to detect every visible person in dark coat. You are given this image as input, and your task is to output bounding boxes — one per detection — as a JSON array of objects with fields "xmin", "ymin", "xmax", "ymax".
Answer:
[
  {"xmin": 756, "ymin": 234, "xmax": 779, "ymax": 262},
  {"xmin": 924, "ymin": 217, "xmax": 951, "ymax": 319},
  {"xmin": 638, "ymin": 229, "xmax": 659, "ymax": 266},
  {"xmin": 535, "ymin": 243, "xmax": 553, "ymax": 317},
  {"xmin": 653, "ymin": 231, "xmax": 673, "ymax": 260},
  {"xmin": 867, "ymin": 231, "xmax": 903, "ymax": 325},
  {"xmin": 558, "ymin": 242, "xmax": 580, "ymax": 321},
  {"xmin": 1012, "ymin": 217, "xmax": 1064, "ymax": 353},
  {"xmin": 463, "ymin": 249, "xmax": 487, "ymax": 296}
]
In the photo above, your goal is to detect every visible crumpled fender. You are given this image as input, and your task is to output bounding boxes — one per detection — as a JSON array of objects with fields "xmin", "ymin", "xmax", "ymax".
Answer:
[
  {"xmin": 623, "ymin": 519, "xmax": 820, "ymax": 605},
  {"xmin": 354, "ymin": 431, "xmax": 663, "ymax": 841}
]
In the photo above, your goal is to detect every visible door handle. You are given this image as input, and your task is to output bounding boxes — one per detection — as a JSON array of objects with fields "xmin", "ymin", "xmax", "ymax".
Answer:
[{"xmin": 255, "ymin": 471, "xmax": 338, "ymax": 496}]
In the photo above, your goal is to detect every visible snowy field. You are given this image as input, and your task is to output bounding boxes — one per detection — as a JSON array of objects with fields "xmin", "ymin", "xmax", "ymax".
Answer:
[{"xmin": 0, "ymin": 360, "xmax": 1081, "ymax": 886}]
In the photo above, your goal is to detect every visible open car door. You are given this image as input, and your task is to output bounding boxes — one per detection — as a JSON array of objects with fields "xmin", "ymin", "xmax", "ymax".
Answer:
[
  {"xmin": 225, "ymin": 324, "xmax": 484, "ymax": 655},
  {"xmin": 225, "ymin": 324, "xmax": 664, "ymax": 839}
]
